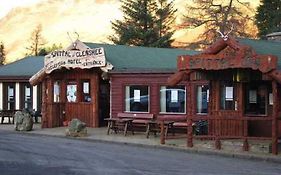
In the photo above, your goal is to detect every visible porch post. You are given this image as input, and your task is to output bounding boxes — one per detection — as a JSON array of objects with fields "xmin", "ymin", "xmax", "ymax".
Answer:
[
  {"xmin": 32, "ymin": 85, "xmax": 37, "ymax": 111},
  {"xmin": 41, "ymin": 80, "xmax": 47, "ymax": 128},
  {"xmin": 272, "ymin": 80, "xmax": 278, "ymax": 155},
  {"xmin": 239, "ymin": 82, "xmax": 249, "ymax": 151},
  {"xmin": 160, "ymin": 121, "xmax": 165, "ymax": 144},
  {"xmin": 186, "ymin": 82, "xmax": 193, "ymax": 147},
  {"xmin": 0, "ymin": 83, "xmax": 3, "ymax": 110},
  {"xmin": 15, "ymin": 83, "xmax": 20, "ymax": 110}
]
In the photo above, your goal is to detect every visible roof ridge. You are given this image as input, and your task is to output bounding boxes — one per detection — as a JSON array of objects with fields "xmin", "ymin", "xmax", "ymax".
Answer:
[
  {"xmin": 83, "ymin": 41, "xmax": 191, "ymax": 52},
  {"xmin": 238, "ymin": 37, "xmax": 281, "ymax": 44}
]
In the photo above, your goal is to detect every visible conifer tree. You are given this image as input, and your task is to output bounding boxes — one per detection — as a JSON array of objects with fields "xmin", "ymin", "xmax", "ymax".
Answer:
[
  {"xmin": 255, "ymin": 0, "xmax": 281, "ymax": 38},
  {"xmin": 0, "ymin": 42, "xmax": 5, "ymax": 65},
  {"xmin": 110, "ymin": 0, "xmax": 176, "ymax": 48}
]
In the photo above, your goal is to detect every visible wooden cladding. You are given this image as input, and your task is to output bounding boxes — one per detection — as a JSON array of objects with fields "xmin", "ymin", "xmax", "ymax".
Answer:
[
  {"xmin": 42, "ymin": 69, "xmax": 99, "ymax": 128},
  {"xmin": 177, "ymin": 37, "xmax": 278, "ymax": 73}
]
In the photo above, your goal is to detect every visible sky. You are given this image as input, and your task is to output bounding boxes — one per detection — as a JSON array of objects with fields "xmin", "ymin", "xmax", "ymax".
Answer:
[
  {"xmin": 0, "ymin": 0, "xmax": 260, "ymax": 63},
  {"xmin": 0, "ymin": 0, "xmax": 44, "ymax": 18}
]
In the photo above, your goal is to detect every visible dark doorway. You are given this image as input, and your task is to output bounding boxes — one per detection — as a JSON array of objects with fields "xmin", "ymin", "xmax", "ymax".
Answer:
[{"xmin": 99, "ymin": 79, "xmax": 110, "ymax": 126}]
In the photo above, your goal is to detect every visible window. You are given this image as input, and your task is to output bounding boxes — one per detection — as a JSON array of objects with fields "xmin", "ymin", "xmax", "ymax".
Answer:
[
  {"xmin": 220, "ymin": 82, "xmax": 236, "ymax": 110},
  {"xmin": 196, "ymin": 85, "xmax": 209, "ymax": 114},
  {"xmin": 23, "ymin": 84, "xmax": 32, "ymax": 110},
  {"xmin": 82, "ymin": 80, "xmax": 91, "ymax": 102},
  {"xmin": 245, "ymin": 83, "xmax": 270, "ymax": 115},
  {"xmin": 160, "ymin": 86, "xmax": 186, "ymax": 113},
  {"xmin": 67, "ymin": 81, "xmax": 77, "ymax": 102},
  {"xmin": 53, "ymin": 81, "xmax": 60, "ymax": 102},
  {"xmin": 125, "ymin": 85, "xmax": 149, "ymax": 112},
  {"xmin": 7, "ymin": 84, "xmax": 15, "ymax": 110}
]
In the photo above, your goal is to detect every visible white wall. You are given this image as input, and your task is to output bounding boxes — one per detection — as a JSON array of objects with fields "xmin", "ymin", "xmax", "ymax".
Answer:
[
  {"xmin": 0, "ymin": 83, "xmax": 3, "ymax": 110},
  {"xmin": 15, "ymin": 83, "xmax": 20, "ymax": 110},
  {"xmin": 33, "ymin": 85, "xmax": 37, "ymax": 111}
]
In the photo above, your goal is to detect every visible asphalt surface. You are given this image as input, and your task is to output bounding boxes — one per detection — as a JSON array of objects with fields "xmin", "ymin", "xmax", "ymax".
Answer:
[{"xmin": 0, "ymin": 130, "xmax": 280, "ymax": 175}]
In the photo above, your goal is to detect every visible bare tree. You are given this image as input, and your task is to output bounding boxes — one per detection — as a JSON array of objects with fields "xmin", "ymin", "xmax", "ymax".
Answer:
[
  {"xmin": 0, "ymin": 42, "xmax": 5, "ymax": 65},
  {"xmin": 26, "ymin": 24, "xmax": 46, "ymax": 56},
  {"xmin": 181, "ymin": 0, "xmax": 257, "ymax": 49}
]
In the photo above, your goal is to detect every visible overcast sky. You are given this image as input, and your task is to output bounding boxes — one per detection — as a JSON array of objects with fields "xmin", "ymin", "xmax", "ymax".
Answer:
[{"xmin": 0, "ymin": 0, "xmax": 46, "ymax": 19}]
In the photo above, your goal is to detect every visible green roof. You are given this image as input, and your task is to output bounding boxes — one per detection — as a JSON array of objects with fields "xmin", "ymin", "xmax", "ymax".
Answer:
[
  {"xmin": 0, "ymin": 39, "xmax": 280, "ymax": 78},
  {"xmin": 84, "ymin": 43, "xmax": 196, "ymax": 72},
  {"xmin": 238, "ymin": 38, "xmax": 281, "ymax": 69},
  {"xmin": 0, "ymin": 56, "xmax": 44, "ymax": 77}
]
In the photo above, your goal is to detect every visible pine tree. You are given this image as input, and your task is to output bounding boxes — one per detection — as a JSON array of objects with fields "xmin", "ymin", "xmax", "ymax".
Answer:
[
  {"xmin": 154, "ymin": 0, "xmax": 176, "ymax": 47},
  {"xmin": 0, "ymin": 42, "xmax": 5, "ymax": 65},
  {"xmin": 110, "ymin": 0, "xmax": 176, "ymax": 48},
  {"xmin": 181, "ymin": 0, "xmax": 257, "ymax": 49},
  {"xmin": 255, "ymin": 0, "xmax": 281, "ymax": 38}
]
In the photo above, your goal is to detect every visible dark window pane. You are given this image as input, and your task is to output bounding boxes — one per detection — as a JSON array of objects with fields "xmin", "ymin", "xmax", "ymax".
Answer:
[
  {"xmin": 220, "ymin": 82, "xmax": 236, "ymax": 110},
  {"xmin": 82, "ymin": 80, "xmax": 91, "ymax": 102},
  {"xmin": 125, "ymin": 85, "xmax": 149, "ymax": 112},
  {"xmin": 245, "ymin": 83, "xmax": 269, "ymax": 115},
  {"xmin": 160, "ymin": 86, "xmax": 186, "ymax": 113}
]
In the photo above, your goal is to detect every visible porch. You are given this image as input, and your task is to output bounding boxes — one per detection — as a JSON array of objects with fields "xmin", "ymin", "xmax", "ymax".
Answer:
[{"xmin": 0, "ymin": 124, "xmax": 280, "ymax": 160}]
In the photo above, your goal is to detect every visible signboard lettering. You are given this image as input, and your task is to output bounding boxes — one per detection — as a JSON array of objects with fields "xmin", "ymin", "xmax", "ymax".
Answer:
[{"xmin": 44, "ymin": 47, "xmax": 106, "ymax": 74}]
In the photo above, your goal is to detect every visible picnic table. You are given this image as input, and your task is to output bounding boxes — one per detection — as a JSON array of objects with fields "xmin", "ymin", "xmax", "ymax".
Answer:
[{"xmin": 104, "ymin": 118, "xmax": 134, "ymax": 136}]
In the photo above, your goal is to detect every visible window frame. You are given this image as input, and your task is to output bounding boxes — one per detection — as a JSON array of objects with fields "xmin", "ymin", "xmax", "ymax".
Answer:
[
  {"xmin": 159, "ymin": 85, "xmax": 186, "ymax": 114},
  {"xmin": 195, "ymin": 84, "xmax": 209, "ymax": 115},
  {"xmin": 220, "ymin": 81, "xmax": 237, "ymax": 110},
  {"xmin": 5, "ymin": 83, "xmax": 16, "ymax": 110},
  {"xmin": 66, "ymin": 80, "xmax": 78, "ymax": 103},
  {"xmin": 124, "ymin": 85, "xmax": 150, "ymax": 113},
  {"xmin": 53, "ymin": 80, "xmax": 61, "ymax": 103},
  {"xmin": 21, "ymin": 83, "xmax": 33, "ymax": 110},
  {"xmin": 81, "ymin": 80, "xmax": 91, "ymax": 103},
  {"xmin": 244, "ymin": 82, "xmax": 270, "ymax": 116}
]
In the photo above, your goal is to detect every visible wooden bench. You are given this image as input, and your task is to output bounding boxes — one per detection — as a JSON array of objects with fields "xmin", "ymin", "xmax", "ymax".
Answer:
[{"xmin": 0, "ymin": 110, "xmax": 17, "ymax": 124}]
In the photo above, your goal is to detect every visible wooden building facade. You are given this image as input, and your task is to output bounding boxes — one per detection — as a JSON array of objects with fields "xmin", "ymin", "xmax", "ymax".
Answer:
[
  {"xmin": 1, "ymin": 37, "xmax": 280, "ymax": 153},
  {"xmin": 0, "ymin": 57, "xmax": 43, "ymax": 116},
  {"xmin": 165, "ymin": 37, "xmax": 281, "ymax": 154}
]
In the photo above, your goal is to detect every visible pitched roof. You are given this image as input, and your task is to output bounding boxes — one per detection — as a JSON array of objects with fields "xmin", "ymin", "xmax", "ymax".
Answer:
[
  {"xmin": 238, "ymin": 38, "xmax": 281, "ymax": 69},
  {"xmin": 0, "ymin": 39, "xmax": 280, "ymax": 78},
  {"xmin": 84, "ymin": 43, "xmax": 197, "ymax": 72},
  {"xmin": 0, "ymin": 56, "xmax": 44, "ymax": 77}
]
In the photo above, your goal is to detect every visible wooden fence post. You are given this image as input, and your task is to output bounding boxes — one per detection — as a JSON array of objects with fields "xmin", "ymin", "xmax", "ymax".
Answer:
[
  {"xmin": 160, "ymin": 121, "xmax": 165, "ymax": 144},
  {"xmin": 187, "ymin": 117, "xmax": 193, "ymax": 147},
  {"xmin": 272, "ymin": 81, "xmax": 278, "ymax": 155}
]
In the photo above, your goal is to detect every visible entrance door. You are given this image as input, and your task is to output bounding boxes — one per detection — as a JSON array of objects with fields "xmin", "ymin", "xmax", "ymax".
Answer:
[{"xmin": 99, "ymin": 80, "xmax": 110, "ymax": 126}]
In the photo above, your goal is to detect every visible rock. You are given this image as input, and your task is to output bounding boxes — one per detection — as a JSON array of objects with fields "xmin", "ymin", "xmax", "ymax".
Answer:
[
  {"xmin": 65, "ymin": 118, "xmax": 87, "ymax": 137},
  {"xmin": 14, "ymin": 110, "xmax": 33, "ymax": 131}
]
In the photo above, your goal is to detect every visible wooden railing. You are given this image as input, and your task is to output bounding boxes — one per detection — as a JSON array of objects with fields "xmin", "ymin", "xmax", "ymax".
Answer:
[{"xmin": 159, "ymin": 115, "xmax": 281, "ymax": 155}]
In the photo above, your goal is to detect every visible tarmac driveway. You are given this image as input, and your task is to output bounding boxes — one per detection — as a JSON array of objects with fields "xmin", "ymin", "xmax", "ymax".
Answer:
[{"xmin": 0, "ymin": 130, "xmax": 280, "ymax": 175}]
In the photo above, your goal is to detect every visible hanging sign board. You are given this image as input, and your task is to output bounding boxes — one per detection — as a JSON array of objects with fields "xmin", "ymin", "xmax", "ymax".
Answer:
[
  {"xmin": 171, "ymin": 90, "xmax": 178, "ymax": 103},
  {"xmin": 44, "ymin": 47, "xmax": 106, "ymax": 74},
  {"xmin": 249, "ymin": 90, "xmax": 257, "ymax": 104},
  {"xmin": 134, "ymin": 90, "xmax": 141, "ymax": 102},
  {"xmin": 225, "ymin": 86, "xmax": 233, "ymax": 101}
]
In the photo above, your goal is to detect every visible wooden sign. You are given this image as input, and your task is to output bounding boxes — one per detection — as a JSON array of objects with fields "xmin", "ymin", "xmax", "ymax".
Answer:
[
  {"xmin": 178, "ymin": 52, "xmax": 277, "ymax": 74},
  {"xmin": 45, "ymin": 48, "xmax": 106, "ymax": 74}
]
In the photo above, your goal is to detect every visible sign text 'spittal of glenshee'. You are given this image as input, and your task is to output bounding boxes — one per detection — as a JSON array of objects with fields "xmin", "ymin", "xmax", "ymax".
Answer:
[{"xmin": 44, "ymin": 48, "xmax": 106, "ymax": 74}]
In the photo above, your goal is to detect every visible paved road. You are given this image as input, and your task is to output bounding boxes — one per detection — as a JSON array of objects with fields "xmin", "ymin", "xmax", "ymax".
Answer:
[{"xmin": 0, "ymin": 130, "xmax": 280, "ymax": 175}]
